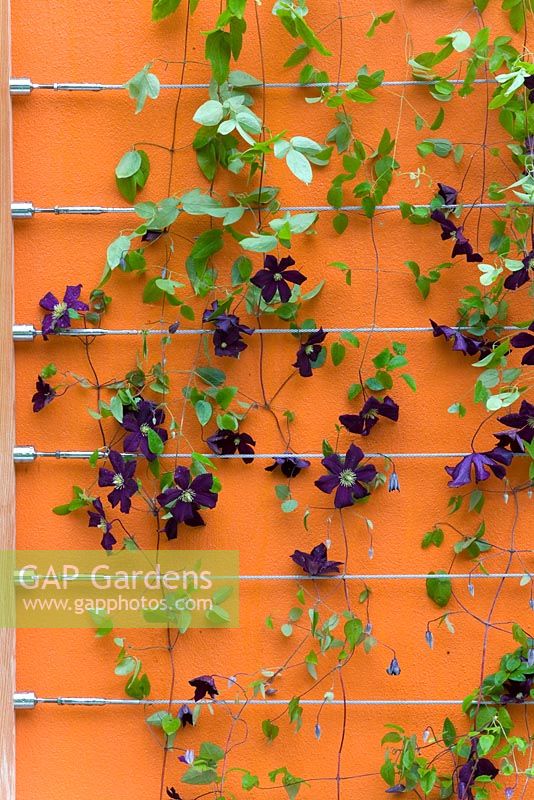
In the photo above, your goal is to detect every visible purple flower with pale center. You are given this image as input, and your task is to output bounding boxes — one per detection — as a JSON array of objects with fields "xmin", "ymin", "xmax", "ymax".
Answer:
[
  {"xmin": 122, "ymin": 400, "xmax": 168, "ymax": 461},
  {"xmin": 32, "ymin": 376, "xmax": 56, "ymax": 412},
  {"xmin": 178, "ymin": 704, "xmax": 193, "ymax": 727},
  {"xmin": 430, "ymin": 210, "xmax": 482, "ymax": 262},
  {"xmin": 430, "ymin": 319, "xmax": 488, "ymax": 357},
  {"xmin": 293, "ymin": 328, "xmax": 327, "ymax": 377},
  {"xmin": 386, "ymin": 657, "xmax": 401, "ymax": 676},
  {"xmin": 98, "ymin": 450, "xmax": 138, "ymax": 514},
  {"xmin": 250, "ymin": 255, "xmax": 307, "ymax": 303},
  {"xmin": 511, "ymin": 321, "xmax": 534, "ymax": 366},
  {"xmin": 315, "ymin": 444, "xmax": 377, "ymax": 508},
  {"xmin": 189, "ymin": 674, "xmax": 218, "ymax": 702},
  {"xmin": 457, "ymin": 743, "xmax": 498, "ymax": 800},
  {"xmin": 339, "ymin": 395, "xmax": 399, "ymax": 436},
  {"xmin": 504, "ymin": 250, "xmax": 533, "ymax": 290},
  {"xmin": 265, "ymin": 456, "xmax": 311, "ymax": 478},
  {"xmin": 206, "ymin": 428, "xmax": 256, "ymax": 464},
  {"xmin": 290, "ymin": 543, "xmax": 343, "ymax": 576},
  {"xmin": 493, "ymin": 400, "xmax": 534, "ymax": 452},
  {"xmin": 157, "ymin": 466, "xmax": 217, "ymax": 537},
  {"xmin": 445, "ymin": 447, "xmax": 513, "ymax": 488},
  {"xmin": 202, "ymin": 301, "xmax": 254, "ymax": 358},
  {"xmin": 87, "ymin": 498, "xmax": 117, "ymax": 551},
  {"xmin": 437, "ymin": 182, "xmax": 458, "ymax": 206},
  {"xmin": 39, "ymin": 284, "xmax": 89, "ymax": 339}
]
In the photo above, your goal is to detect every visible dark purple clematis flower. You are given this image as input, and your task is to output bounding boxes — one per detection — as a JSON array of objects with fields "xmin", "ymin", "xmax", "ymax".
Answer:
[
  {"xmin": 430, "ymin": 319, "xmax": 487, "ymax": 357},
  {"xmin": 504, "ymin": 250, "xmax": 533, "ymax": 290},
  {"xmin": 178, "ymin": 704, "xmax": 193, "ymax": 727},
  {"xmin": 290, "ymin": 543, "xmax": 343, "ymax": 576},
  {"xmin": 162, "ymin": 507, "xmax": 205, "ymax": 541},
  {"xmin": 157, "ymin": 466, "xmax": 218, "ymax": 535},
  {"xmin": 315, "ymin": 444, "xmax": 377, "ymax": 508},
  {"xmin": 293, "ymin": 328, "xmax": 327, "ymax": 377},
  {"xmin": 32, "ymin": 375, "xmax": 56, "ymax": 412},
  {"xmin": 524, "ymin": 77, "xmax": 534, "ymax": 105},
  {"xmin": 500, "ymin": 673, "xmax": 534, "ymax": 704},
  {"xmin": 98, "ymin": 450, "xmax": 138, "ymax": 514},
  {"xmin": 189, "ymin": 674, "xmax": 218, "ymax": 702},
  {"xmin": 250, "ymin": 255, "xmax": 307, "ymax": 303},
  {"xmin": 202, "ymin": 301, "xmax": 254, "ymax": 358},
  {"xmin": 87, "ymin": 498, "xmax": 117, "ymax": 551},
  {"xmin": 386, "ymin": 657, "xmax": 401, "ymax": 676},
  {"xmin": 206, "ymin": 428, "xmax": 256, "ymax": 464},
  {"xmin": 265, "ymin": 456, "xmax": 311, "ymax": 478},
  {"xmin": 141, "ymin": 228, "xmax": 165, "ymax": 243},
  {"xmin": 437, "ymin": 182, "xmax": 458, "ymax": 206},
  {"xmin": 39, "ymin": 284, "xmax": 89, "ymax": 339},
  {"xmin": 493, "ymin": 400, "xmax": 534, "ymax": 452},
  {"xmin": 122, "ymin": 400, "xmax": 168, "ymax": 461},
  {"xmin": 457, "ymin": 743, "xmax": 498, "ymax": 800},
  {"xmin": 511, "ymin": 321, "xmax": 534, "ymax": 366},
  {"xmin": 430, "ymin": 210, "xmax": 482, "ymax": 262},
  {"xmin": 445, "ymin": 447, "xmax": 513, "ymax": 488},
  {"xmin": 339, "ymin": 395, "xmax": 399, "ymax": 436}
]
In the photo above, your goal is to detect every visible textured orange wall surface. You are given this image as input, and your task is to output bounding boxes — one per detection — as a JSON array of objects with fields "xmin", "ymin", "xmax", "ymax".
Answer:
[{"xmin": 10, "ymin": 1, "xmax": 533, "ymax": 799}]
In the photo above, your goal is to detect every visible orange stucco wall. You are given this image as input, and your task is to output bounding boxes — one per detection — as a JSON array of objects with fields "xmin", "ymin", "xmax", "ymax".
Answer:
[{"xmin": 10, "ymin": 1, "xmax": 533, "ymax": 798}]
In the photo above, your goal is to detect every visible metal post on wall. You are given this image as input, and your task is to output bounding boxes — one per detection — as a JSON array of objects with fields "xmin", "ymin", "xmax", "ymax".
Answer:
[{"xmin": 0, "ymin": 0, "xmax": 16, "ymax": 798}]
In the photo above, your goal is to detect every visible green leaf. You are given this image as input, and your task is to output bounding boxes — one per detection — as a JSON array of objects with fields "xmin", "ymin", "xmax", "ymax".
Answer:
[
  {"xmin": 152, "ymin": 0, "xmax": 181, "ymax": 20},
  {"xmin": 426, "ymin": 571, "xmax": 452, "ymax": 608},
  {"xmin": 110, "ymin": 394, "xmax": 123, "ymax": 423},
  {"xmin": 331, "ymin": 341, "xmax": 346, "ymax": 366},
  {"xmin": 281, "ymin": 499, "xmax": 298, "ymax": 513},
  {"xmin": 115, "ymin": 150, "xmax": 142, "ymax": 179},
  {"xmin": 195, "ymin": 400, "xmax": 213, "ymax": 426},
  {"xmin": 196, "ymin": 367, "xmax": 225, "ymax": 387},
  {"xmin": 205, "ymin": 29, "xmax": 231, "ymax": 84},
  {"xmin": 344, "ymin": 617, "xmax": 363, "ymax": 649},
  {"xmin": 147, "ymin": 427, "xmax": 165, "ymax": 455},
  {"xmin": 193, "ymin": 100, "xmax": 224, "ymax": 126},
  {"xmin": 400, "ymin": 373, "xmax": 417, "ymax": 391},
  {"xmin": 262, "ymin": 719, "xmax": 279, "ymax": 741},
  {"xmin": 286, "ymin": 149, "xmax": 312, "ymax": 184}
]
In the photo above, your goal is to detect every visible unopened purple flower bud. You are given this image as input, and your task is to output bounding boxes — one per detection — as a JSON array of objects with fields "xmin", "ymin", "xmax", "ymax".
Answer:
[
  {"xmin": 178, "ymin": 748, "xmax": 195, "ymax": 765},
  {"xmin": 365, "ymin": 622, "xmax": 373, "ymax": 635},
  {"xmin": 425, "ymin": 629, "xmax": 434, "ymax": 649},
  {"xmin": 468, "ymin": 582, "xmax": 474, "ymax": 597},
  {"xmin": 388, "ymin": 471, "xmax": 400, "ymax": 492},
  {"xmin": 386, "ymin": 657, "xmax": 401, "ymax": 676},
  {"xmin": 530, "ymin": 599, "xmax": 534, "ymax": 611},
  {"xmin": 314, "ymin": 722, "xmax": 321, "ymax": 740},
  {"xmin": 505, "ymin": 788, "xmax": 514, "ymax": 800},
  {"xmin": 528, "ymin": 648, "xmax": 534, "ymax": 667},
  {"xmin": 168, "ymin": 321, "xmax": 180, "ymax": 334}
]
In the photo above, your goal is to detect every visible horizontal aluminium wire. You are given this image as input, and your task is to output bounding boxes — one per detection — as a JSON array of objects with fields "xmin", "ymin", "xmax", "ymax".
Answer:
[
  {"xmin": 11, "ymin": 324, "xmax": 522, "ymax": 340},
  {"xmin": 11, "ymin": 200, "xmax": 522, "ymax": 218},
  {"xmin": 11, "ymin": 572, "xmax": 532, "ymax": 582},
  {"xmin": 13, "ymin": 447, "xmax": 494, "ymax": 461},
  {"xmin": 9, "ymin": 77, "xmax": 497, "ymax": 94},
  {"xmin": 13, "ymin": 693, "xmax": 516, "ymax": 709}
]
